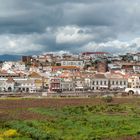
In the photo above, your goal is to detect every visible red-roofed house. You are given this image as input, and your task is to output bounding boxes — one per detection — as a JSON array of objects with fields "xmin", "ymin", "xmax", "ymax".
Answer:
[{"xmin": 82, "ymin": 52, "xmax": 110, "ymax": 58}]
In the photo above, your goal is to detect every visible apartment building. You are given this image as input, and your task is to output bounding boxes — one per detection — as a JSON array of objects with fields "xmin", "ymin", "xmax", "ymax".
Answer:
[
  {"xmin": 107, "ymin": 73, "xmax": 128, "ymax": 90},
  {"xmin": 61, "ymin": 59, "xmax": 84, "ymax": 68},
  {"xmin": 128, "ymin": 75, "xmax": 140, "ymax": 88},
  {"xmin": 91, "ymin": 74, "xmax": 108, "ymax": 90},
  {"xmin": 90, "ymin": 73, "xmax": 128, "ymax": 91}
]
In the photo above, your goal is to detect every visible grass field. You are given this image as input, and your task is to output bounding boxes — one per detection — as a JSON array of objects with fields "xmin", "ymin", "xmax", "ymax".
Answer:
[{"xmin": 0, "ymin": 97, "xmax": 140, "ymax": 140}]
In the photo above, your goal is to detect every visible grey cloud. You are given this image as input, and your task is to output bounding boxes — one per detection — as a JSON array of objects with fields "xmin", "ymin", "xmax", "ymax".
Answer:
[{"xmin": 0, "ymin": 0, "xmax": 139, "ymax": 54}]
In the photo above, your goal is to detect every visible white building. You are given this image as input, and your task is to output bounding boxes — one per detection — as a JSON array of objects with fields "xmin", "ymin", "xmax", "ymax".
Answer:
[
  {"xmin": 128, "ymin": 75, "xmax": 140, "ymax": 88},
  {"xmin": 133, "ymin": 53, "xmax": 140, "ymax": 61},
  {"xmin": 15, "ymin": 79, "xmax": 36, "ymax": 93},
  {"xmin": 90, "ymin": 73, "xmax": 128, "ymax": 91},
  {"xmin": 133, "ymin": 65, "xmax": 140, "ymax": 73},
  {"xmin": 0, "ymin": 77, "xmax": 38, "ymax": 93},
  {"xmin": 14, "ymin": 62, "xmax": 26, "ymax": 71},
  {"xmin": 61, "ymin": 80, "xmax": 74, "ymax": 91},
  {"xmin": 2, "ymin": 62, "xmax": 13, "ymax": 71},
  {"xmin": 91, "ymin": 74, "xmax": 108, "ymax": 90},
  {"xmin": 61, "ymin": 59, "xmax": 84, "ymax": 68},
  {"xmin": 106, "ymin": 73, "xmax": 128, "ymax": 90}
]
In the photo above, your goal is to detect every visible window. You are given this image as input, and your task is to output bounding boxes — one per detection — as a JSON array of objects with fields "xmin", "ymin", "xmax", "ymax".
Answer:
[
  {"xmin": 112, "ymin": 81, "xmax": 114, "ymax": 85},
  {"xmin": 100, "ymin": 81, "xmax": 102, "ymax": 85},
  {"xmin": 104, "ymin": 81, "xmax": 106, "ymax": 85},
  {"xmin": 120, "ymin": 81, "xmax": 122, "ymax": 85},
  {"xmin": 96, "ymin": 81, "xmax": 98, "ymax": 85},
  {"xmin": 78, "ymin": 62, "xmax": 82, "ymax": 66},
  {"xmin": 124, "ymin": 81, "xmax": 126, "ymax": 85},
  {"xmin": 71, "ymin": 62, "xmax": 74, "ymax": 65},
  {"xmin": 63, "ymin": 61, "xmax": 66, "ymax": 65},
  {"xmin": 93, "ymin": 81, "xmax": 95, "ymax": 85}
]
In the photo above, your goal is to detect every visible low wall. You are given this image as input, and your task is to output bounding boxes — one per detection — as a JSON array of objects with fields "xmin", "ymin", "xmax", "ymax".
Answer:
[
  {"xmin": 0, "ymin": 91, "xmax": 127, "ymax": 97},
  {"xmin": 46, "ymin": 91, "xmax": 126, "ymax": 97}
]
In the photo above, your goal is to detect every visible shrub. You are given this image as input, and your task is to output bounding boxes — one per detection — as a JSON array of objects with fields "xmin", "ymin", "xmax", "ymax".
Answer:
[
  {"xmin": 102, "ymin": 96, "xmax": 113, "ymax": 103},
  {"xmin": 3, "ymin": 129, "xmax": 19, "ymax": 138},
  {"xmin": 137, "ymin": 131, "xmax": 140, "ymax": 135},
  {"xmin": 7, "ymin": 121, "xmax": 54, "ymax": 140}
]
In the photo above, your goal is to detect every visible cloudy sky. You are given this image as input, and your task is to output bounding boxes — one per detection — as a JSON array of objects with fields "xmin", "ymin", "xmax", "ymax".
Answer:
[{"xmin": 0, "ymin": 0, "xmax": 140, "ymax": 55}]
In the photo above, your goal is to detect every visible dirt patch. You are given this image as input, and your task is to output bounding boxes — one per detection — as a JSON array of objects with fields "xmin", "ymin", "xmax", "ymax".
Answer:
[
  {"xmin": 0, "ymin": 97, "xmax": 137, "ymax": 109},
  {"xmin": 17, "ymin": 110, "xmax": 49, "ymax": 120},
  {"xmin": 0, "ymin": 97, "xmax": 139, "ymax": 120}
]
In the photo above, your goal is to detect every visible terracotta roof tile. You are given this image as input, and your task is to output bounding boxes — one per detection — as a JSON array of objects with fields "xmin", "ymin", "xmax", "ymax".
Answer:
[
  {"xmin": 29, "ymin": 72, "xmax": 42, "ymax": 78},
  {"xmin": 94, "ymin": 74, "xmax": 106, "ymax": 79},
  {"xmin": 6, "ymin": 77, "xmax": 15, "ymax": 83},
  {"xmin": 52, "ymin": 66, "xmax": 80, "ymax": 69}
]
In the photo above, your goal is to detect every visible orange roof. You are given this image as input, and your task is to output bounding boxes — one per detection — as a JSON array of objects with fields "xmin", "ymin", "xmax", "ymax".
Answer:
[
  {"xmin": 29, "ymin": 72, "xmax": 42, "ymax": 78},
  {"xmin": 52, "ymin": 66, "xmax": 80, "ymax": 69},
  {"xmin": 94, "ymin": 74, "xmax": 107, "ymax": 79},
  {"xmin": 35, "ymin": 79, "xmax": 42, "ymax": 83},
  {"xmin": 107, "ymin": 72, "xmax": 126, "ymax": 79},
  {"xmin": 6, "ymin": 77, "xmax": 15, "ymax": 83},
  {"xmin": 1, "ymin": 70, "xmax": 7, "ymax": 74},
  {"xmin": 59, "ymin": 72, "xmax": 73, "ymax": 78}
]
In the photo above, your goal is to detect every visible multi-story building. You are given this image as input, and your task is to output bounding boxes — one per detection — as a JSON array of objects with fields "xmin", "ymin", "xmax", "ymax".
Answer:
[
  {"xmin": 133, "ymin": 53, "xmax": 140, "ymax": 61},
  {"xmin": 61, "ymin": 80, "xmax": 74, "ymax": 91},
  {"xmin": 120, "ymin": 62, "xmax": 140, "ymax": 73},
  {"xmin": 91, "ymin": 74, "xmax": 109, "ymax": 90},
  {"xmin": 49, "ymin": 77, "xmax": 62, "ymax": 92},
  {"xmin": 107, "ymin": 73, "xmax": 128, "ymax": 90},
  {"xmin": 22, "ymin": 56, "xmax": 32, "ymax": 64},
  {"xmin": 61, "ymin": 59, "xmax": 84, "ymax": 68},
  {"xmin": 52, "ymin": 66, "xmax": 80, "ymax": 72},
  {"xmin": 15, "ymin": 79, "xmax": 36, "ymax": 93},
  {"xmin": 90, "ymin": 73, "xmax": 128, "ymax": 91},
  {"xmin": 82, "ymin": 52, "xmax": 110, "ymax": 58},
  {"xmin": 108, "ymin": 63, "xmax": 121, "ymax": 72},
  {"xmin": 128, "ymin": 75, "xmax": 140, "ymax": 88},
  {"xmin": 0, "ymin": 77, "xmax": 37, "ymax": 93}
]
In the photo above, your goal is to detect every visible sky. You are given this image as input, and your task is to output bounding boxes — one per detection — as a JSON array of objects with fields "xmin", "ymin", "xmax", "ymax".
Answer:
[{"xmin": 0, "ymin": 0, "xmax": 140, "ymax": 55}]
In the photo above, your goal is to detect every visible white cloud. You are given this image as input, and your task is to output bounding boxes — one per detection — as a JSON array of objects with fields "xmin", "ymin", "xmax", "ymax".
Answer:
[
  {"xmin": 1, "ymin": 31, "xmax": 140, "ymax": 55},
  {"xmin": 43, "ymin": 50, "xmax": 70, "ymax": 56},
  {"xmin": 56, "ymin": 25, "xmax": 94, "ymax": 44},
  {"xmin": 0, "ymin": 33, "xmax": 47, "ymax": 54},
  {"xmin": 81, "ymin": 38, "xmax": 140, "ymax": 54}
]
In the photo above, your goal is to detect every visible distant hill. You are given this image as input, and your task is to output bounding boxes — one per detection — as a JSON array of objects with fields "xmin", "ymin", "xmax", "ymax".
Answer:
[{"xmin": 0, "ymin": 54, "xmax": 21, "ymax": 61}]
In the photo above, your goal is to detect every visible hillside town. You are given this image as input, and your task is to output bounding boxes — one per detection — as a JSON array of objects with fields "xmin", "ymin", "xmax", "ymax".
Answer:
[{"xmin": 0, "ymin": 51, "xmax": 140, "ymax": 95}]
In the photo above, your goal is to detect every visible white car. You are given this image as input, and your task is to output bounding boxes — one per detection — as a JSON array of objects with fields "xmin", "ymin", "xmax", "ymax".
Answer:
[{"xmin": 125, "ymin": 88, "xmax": 140, "ymax": 95}]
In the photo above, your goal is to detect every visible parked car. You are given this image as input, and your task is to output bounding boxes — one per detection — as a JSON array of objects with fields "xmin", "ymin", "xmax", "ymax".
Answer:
[{"xmin": 125, "ymin": 88, "xmax": 140, "ymax": 95}]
